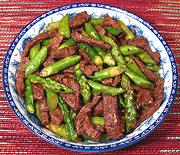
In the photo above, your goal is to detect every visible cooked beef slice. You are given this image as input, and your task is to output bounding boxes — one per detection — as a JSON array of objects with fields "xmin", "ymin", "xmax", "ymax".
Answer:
[
  {"xmin": 94, "ymin": 24, "xmax": 106, "ymax": 36},
  {"xmin": 22, "ymin": 29, "xmax": 58, "ymax": 58},
  {"xmin": 49, "ymin": 108, "xmax": 63, "ymax": 125},
  {"xmin": 80, "ymin": 60, "xmax": 103, "ymax": 76},
  {"xmin": 72, "ymin": 31, "xmax": 111, "ymax": 50},
  {"xmin": 48, "ymin": 34, "xmax": 63, "ymax": 53},
  {"xmin": 93, "ymin": 99, "xmax": 103, "ymax": 116},
  {"xmin": 32, "ymin": 83, "xmax": 45, "ymax": 100},
  {"xmin": 39, "ymin": 99, "xmax": 49, "ymax": 126},
  {"xmin": 75, "ymin": 95, "xmax": 103, "ymax": 141},
  {"xmin": 131, "ymin": 55, "xmax": 156, "ymax": 81},
  {"xmin": 133, "ymin": 86, "xmax": 154, "ymax": 109},
  {"xmin": 16, "ymin": 57, "xmax": 29, "ymax": 98},
  {"xmin": 60, "ymin": 77, "xmax": 82, "ymax": 110},
  {"xmin": 70, "ymin": 11, "xmax": 90, "ymax": 29},
  {"xmin": 103, "ymin": 94, "xmax": 123, "ymax": 140},
  {"xmin": 101, "ymin": 14, "xmax": 121, "ymax": 29},
  {"xmin": 50, "ymin": 45, "xmax": 78, "ymax": 58},
  {"xmin": 43, "ymin": 56, "xmax": 55, "ymax": 67},
  {"xmin": 128, "ymin": 36, "xmax": 160, "ymax": 64}
]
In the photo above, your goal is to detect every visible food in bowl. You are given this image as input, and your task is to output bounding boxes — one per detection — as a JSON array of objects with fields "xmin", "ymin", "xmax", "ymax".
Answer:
[{"xmin": 16, "ymin": 11, "xmax": 164, "ymax": 142}]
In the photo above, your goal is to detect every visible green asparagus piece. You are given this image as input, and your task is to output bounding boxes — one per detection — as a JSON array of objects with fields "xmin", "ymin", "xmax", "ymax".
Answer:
[
  {"xmin": 118, "ymin": 20, "xmax": 135, "ymax": 40},
  {"xmin": 118, "ymin": 95, "xmax": 125, "ymax": 108},
  {"xmin": 25, "ymin": 79, "xmax": 34, "ymax": 114},
  {"xmin": 40, "ymin": 55, "xmax": 81, "ymax": 77},
  {"xmin": 79, "ymin": 43, "xmax": 103, "ymax": 66},
  {"xmin": 46, "ymin": 88, "xmax": 58, "ymax": 111},
  {"xmin": 104, "ymin": 26, "xmax": 122, "ymax": 36},
  {"xmin": 29, "ymin": 44, "xmax": 40, "ymax": 59},
  {"xmin": 94, "ymin": 47, "xmax": 115, "ymax": 66},
  {"xmin": 124, "ymin": 93, "xmax": 137, "ymax": 133},
  {"xmin": 70, "ymin": 109, "xmax": 77, "ymax": 121},
  {"xmin": 46, "ymin": 21, "xmax": 60, "ymax": 31},
  {"xmin": 88, "ymin": 80, "xmax": 125, "ymax": 96},
  {"xmin": 111, "ymin": 46, "xmax": 126, "ymax": 65},
  {"xmin": 121, "ymin": 74, "xmax": 132, "ymax": 90},
  {"xmin": 146, "ymin": 64, "xmax": 160, "ymax": 72},
  {"xmin": 35, "ymin": 101, "xmax": 40, "ymax": 119},
  {"xmin": 121, "ymin": 74, "xmax": 137, "ymax": 133},
  {"xmin": 46, "ymin": 122, "xmax": 67, "ymax": 139},
  {"xmin": 25, "ymin": 46, "xmax": 47, "ymax": 77},
  {"xmin": 89, "ymin": 18, "xmax": 104, "ymax": 25},
  {"xmin": 58, "ymin": 38, "xmax": 76, "ymax": 49},
  {"xmin": 126, "ymin": 58, "xmax": 147, "ymax": 79},
  {"xmin": 119, "ymin": 45, "xmax": 144, "ymax": 55},
  {"xmin": 58, "ymin": 96, "xmax": 77, "ymax": 141},
  {"xmin": 59, "ymin": 14, "xmax": 70, "ymax": 38},
  {"xmin": 81, "ymin": 30, "xmax": 89, "ymax": 37},
  {"xmin": 91, "ymin": 117, "xmax": 104, "ymax": 127},
  {"xmin": 74, "ymin": 64, "xmax": 91, "ymax": 104},
  {"xmin": 41, "ymin": 39, "xmax": 50, "ymax": 47},
  {"xmin": 28, "ymin": 74, "xmax": 73, "ymax": 93},
  {"xmin": 137, "ymin": 52, "xmax": 156, "ymax": 65},
  {"xmin": 101, "ymin": 35, "xmax": 117, "ymax": 46},
  {"xmin": 123, "ymin": 66, "xmax": 154, "ymax": 89},
  {"xmin": 90, "ymin": 66, "xmax": 124, "ymax": 81},
  {"xmin": 85, "ymin": 22, "xmax": 101, "ymax": 40}
]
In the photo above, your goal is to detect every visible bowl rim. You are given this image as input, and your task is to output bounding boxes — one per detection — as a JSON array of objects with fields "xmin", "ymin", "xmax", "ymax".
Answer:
[{"xmin": 2, "ymin": 2, "xmax": 178, "ymax": 152}]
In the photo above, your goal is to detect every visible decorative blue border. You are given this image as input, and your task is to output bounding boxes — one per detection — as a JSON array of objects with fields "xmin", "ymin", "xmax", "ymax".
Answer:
[{"xmin": 2, "ymin": 3, "xmax": 178, "ymax": 152}]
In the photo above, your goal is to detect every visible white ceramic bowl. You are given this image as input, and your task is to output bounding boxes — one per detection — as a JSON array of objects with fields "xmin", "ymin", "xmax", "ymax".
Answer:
[{"xmin": 2, "ymin": 3, "xmax": 178, "ymax": 152}]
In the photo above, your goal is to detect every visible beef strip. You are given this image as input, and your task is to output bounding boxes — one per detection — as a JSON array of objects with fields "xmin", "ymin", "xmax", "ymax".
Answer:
[
  {"xmin": 70, "ymin": 11, "xmax": 90, "ymax": 29},
  {"xmin": 50, "ymin": 45, "xmax": 78, "ymax": 59},
  {"xmin": 49, "ymin": 108, "xmax": 63, "ymax": 125},
  {"xmin": 78, "ymin": 48, "xmax": 91, "ymax": 61},
  {"xmin": 75, "ymin": 95, "xmax": 103, "ymax": 141},
  {"xmin": 133, "ymin": 86, "xmax": 154, "ymax": 109},
  {"xmin": 112, "ymin": 76, "xmax": 121, "ymax": 87},
  {"xmin": 32, "ymin": 83, "xmax": 45, "ymax": 100},
  {"xmin": 152, "ymin": 77, "xmax": 164, "ymax": 106},
  {"xmin": 101, "ymin": 78, "xmax": 113, "ymax": 85},
  {"xmin": 101, "ymin": 14, "xmax": 121, "ymax": 29},
  {"xmin": 79, "ymin": 49, "xmax": 103, "ymax": 76},
  {"xmin": 63, "ymin": 66, "xmax": 75, "ymax": 74},
  {"xmin": 136, "ymin": 77, "xmax": 164, "ymax": 126},
  {"xmin": 39, "ymin": 99, "xmax": 49, "ymax": 126},
  {"xmin": 72, "ymin": 31, "xmax": 111, "ymax": 50},
  {"xmin": 53, "ymin": 75, "xmax": 82, "ymax": 110},
  {"xmin": 131, "ymin": 55, "xmax": 157, "ymax": 81},
  {"xmin": 117, "ymin": 32, "xmax": 127, "ymax": 45},
  {"xmin": 22, "ymin": 29, "xmax": 58, "ymax": 58},
  {"xmin": 128, "ymin": 36, "xmax": 160, "ymax": 64},
  {"xmin": 48, "ymin": 34, "xmax": 63, "ymax": 53},
  {"xmin": 103, "ymin": 94, "xmax": 124, "ymax": 140},
  {"xmin": 101, "ymin": 76, "xmax": 121, "ymax": 86},
  {"xmin": 93, "ymin": 99, "xmax": 103, "ymax": 116},
  {"xmin": 80, "ymin": 60, "xmax": 102, "ymax": 76},
  {"xmin": 43, "ymin": 56, "xmax": 55, "ymax": 67},
  {"xmin": 145, "ymin": 46, "xmax": 160, "ymax": 64},
  {"xmin": 94, "ymin": 24, "xmax": 106, "ymax": 36},
  {"xmin": 16, "ymin": 57, "xmax": 29, "ymax": 98},
  {"xmin": 128, "ymin": 36, "xmax": 147, "ymax": 48}
]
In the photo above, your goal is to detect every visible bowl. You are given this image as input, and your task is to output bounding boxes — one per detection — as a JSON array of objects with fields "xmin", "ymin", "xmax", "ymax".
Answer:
[{"xmin": 2, "ymin": 3, "xmax": 178, "ymax": 152}]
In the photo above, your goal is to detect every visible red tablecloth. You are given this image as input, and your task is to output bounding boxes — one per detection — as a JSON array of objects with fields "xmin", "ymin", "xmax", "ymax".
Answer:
[{"xmin": 0, "ymin": 0, "xmax": 180, "ymax": 154}]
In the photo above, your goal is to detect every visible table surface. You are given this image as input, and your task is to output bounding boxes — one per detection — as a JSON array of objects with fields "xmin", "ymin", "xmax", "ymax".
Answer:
[{"xmin": 0, "ymin": 0, "xmax": 180, "ymax": 154}]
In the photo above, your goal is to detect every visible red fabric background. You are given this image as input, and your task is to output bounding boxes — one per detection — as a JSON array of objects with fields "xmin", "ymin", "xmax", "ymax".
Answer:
[{"xmin": 0, "ymin": 0, "xmax": 180, "ymax": 154}]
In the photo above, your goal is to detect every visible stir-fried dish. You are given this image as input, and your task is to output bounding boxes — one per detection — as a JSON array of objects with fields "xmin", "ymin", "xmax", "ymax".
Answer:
[{"xmin": 16, "ymin": 11, "xmax": 164, "ymax": 142}]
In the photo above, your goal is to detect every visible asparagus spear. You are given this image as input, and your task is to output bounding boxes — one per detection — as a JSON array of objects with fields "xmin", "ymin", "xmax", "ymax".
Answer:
[
  {"xmin": 58, "ymin": 96, "xmax": 77, "ymax": 141},
  {"xmin": 28, "ymin": 74, "xmax": 73, "ymax": 93}
]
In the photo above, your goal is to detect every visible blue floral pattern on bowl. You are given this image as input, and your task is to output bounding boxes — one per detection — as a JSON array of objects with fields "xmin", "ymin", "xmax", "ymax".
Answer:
[{"xmin": 2, "ymin": 3, "xmax": 178, "ymax": 152}]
